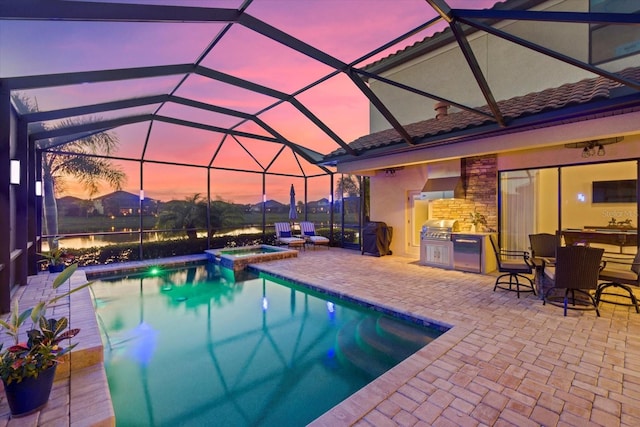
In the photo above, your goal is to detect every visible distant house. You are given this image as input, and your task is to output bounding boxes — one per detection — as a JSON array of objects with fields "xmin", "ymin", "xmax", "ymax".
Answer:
[
  {"xmin": 307, "ymin": 198, "xmax": 331, "ymax": 214},
  {"xmin": 93, "ymin": 191, "xmax": 158, "ymax": 217},
  {"xmin": 249, "ymin": 199, "xmax": 332, "ymax": 214},
  {"xmin": 249, "ymin": 200, "xmax": 288, "ymax": 214},
  {"xmin": 56, "ymin": 196, "xmax": 92, "ymax": 217}
]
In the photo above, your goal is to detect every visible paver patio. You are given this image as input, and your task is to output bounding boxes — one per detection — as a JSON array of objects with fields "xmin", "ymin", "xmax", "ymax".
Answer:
[
  {"xmin": 253, "ymin": 249, "xmax": 640, "ymax": 427},
  {"xmin": 1, "ymin": 248, "xmax": 639, "ymax": 426}
]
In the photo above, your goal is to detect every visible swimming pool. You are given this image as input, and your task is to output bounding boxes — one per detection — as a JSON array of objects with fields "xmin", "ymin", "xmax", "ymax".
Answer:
[{"xmin": 91, "ymin": 263, "xmax": 445, "ymax": 426}]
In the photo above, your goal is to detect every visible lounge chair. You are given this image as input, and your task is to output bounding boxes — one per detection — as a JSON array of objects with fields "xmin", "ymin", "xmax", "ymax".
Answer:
[
  {"xmin": 274, "ymin": 222, "xmax": 305, "ymax": 249},
  {"xmin": 299, "ymin": 221, "xmax": 330, "ymax": 249}
]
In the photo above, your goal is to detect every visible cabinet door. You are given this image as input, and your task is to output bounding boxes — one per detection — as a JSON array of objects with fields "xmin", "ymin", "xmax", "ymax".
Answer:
[{"xmin": 425, "ymin": 243, "xmax": 451, "ymax": 266}]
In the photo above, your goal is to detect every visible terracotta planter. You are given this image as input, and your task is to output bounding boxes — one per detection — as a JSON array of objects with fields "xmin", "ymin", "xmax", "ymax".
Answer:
[{"xmin": 3, "ymin": 365, "xmax": 57, "ymax": 417}]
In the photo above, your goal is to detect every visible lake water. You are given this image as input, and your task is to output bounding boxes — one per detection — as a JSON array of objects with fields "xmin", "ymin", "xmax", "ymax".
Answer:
[{"xmin": 44, "ymin": 227, "xmax": 264, "ymax": 250}]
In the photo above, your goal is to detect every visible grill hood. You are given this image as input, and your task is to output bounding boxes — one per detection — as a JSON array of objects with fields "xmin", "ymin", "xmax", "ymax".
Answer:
[{"xmin": 420, "ymin": 176, "xmax": 465, "ymax": 199}]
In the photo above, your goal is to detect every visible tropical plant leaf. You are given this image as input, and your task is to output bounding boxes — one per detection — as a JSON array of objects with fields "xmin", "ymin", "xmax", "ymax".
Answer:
[
  {"xmin": 30, "ymin": 301, "xmax": 46, "ymax": 324},
  {"xmin": 52, "ymin": 263, "xmax": 78, "ymax": 289},
  {"xmin": 56, "ymin": 328, "xmax": 80, "ymax": 342},
  {"xmin": 17, "ymin": 307, "xmax": 33, "ymax": 327},
  {"xmin": 49, "ymin": 281, "xmax": 95, "ymax": 305},
  {"xmin": 52, "ymin": 318, "xmax": 68, "ymax": 337}
]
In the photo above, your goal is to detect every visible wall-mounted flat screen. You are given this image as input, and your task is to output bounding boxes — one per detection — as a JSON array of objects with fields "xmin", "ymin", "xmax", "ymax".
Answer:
[{"xmin": 592, "ymin": 179, "xmax": 637, "ymax": 203}]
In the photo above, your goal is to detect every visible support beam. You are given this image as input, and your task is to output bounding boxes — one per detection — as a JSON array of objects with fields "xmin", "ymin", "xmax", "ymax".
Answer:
[
  {"xmin": 5, "ymin": 64, "xmax": 194, "ymax": 90},
  {"xmin": 454, "ymin": 8, "xmax": 640, "ymax": 25},
  {"xmin": 459, "ymin": 17, "xmax": 640, "ymax": 92},
  {"xmin": 0, "ymin": 0, "xmax": 241, "ymax": 23},
  {"xmin": 0, "ymin": 81, "xmax": 12, "ymax": 313},
  {"xmin": 347, "ymin": 70, "xmax": 415, "ymax": 146},
  {"xmin": 15, "ymin": 117, "xmax": 28, "ymax": 287},
  {"xmin": 449, "ymin": 21, "xmax": 505, "ymax": 126}
]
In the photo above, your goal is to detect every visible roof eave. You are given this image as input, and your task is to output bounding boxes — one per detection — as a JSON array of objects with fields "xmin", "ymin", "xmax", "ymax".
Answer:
[{"xmin": 321, "ymin": 93, "xmax": 640, "ymax": 166}]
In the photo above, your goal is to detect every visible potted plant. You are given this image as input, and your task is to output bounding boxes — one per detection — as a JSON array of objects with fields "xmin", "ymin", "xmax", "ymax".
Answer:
[
  {"xmin": 0, "ymin": 263, "xmax": 92, "ymax": 417},
  {"xmin": 469, "ymin": 209, "xmax": 487, "ymax": 232},
  {"xmin": 37, "ymin": 248, "xmax": 71, "ymax": 273}
]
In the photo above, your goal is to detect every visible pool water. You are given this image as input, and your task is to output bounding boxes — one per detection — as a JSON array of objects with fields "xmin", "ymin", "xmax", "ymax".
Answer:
[
  {"xmin": 91, "ymin": 264, "xmax": 444, "ymax": 426},
  {"xmin": 219, "ymin": 246, "xmax": 281, "ymax": 256}
]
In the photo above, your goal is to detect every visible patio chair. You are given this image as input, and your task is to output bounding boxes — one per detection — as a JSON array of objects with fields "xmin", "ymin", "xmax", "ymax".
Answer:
[
  {"xmin": 596, "ymin": 252, "xmax": 640, "ymax": 313},
  {"xmin": 529, "ymin": 233, "xmax": 559, "ymax": 295},
  {"xmin": 542, "ymin": 245, "xmax": 604, "ymax": 316},
  {"xmin": 489, "ymin": 235, "xmax": 535, "ymax": 298},
  {"xmin": 274, "ymin": 222, "xmax": 305, "ymax": 249},
  {"xmin": 299, "ymin": 221, "xmax": 330, "ymax": 249},
  {"xmin": 529, "ymin": 233, "xmax": 558, "ymax": 265}
]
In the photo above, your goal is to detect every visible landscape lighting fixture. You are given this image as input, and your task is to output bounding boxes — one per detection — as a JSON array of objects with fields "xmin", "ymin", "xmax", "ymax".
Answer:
[{"xmin": 10, "ymin": 160, "xmax": 20, "ymax": 185}]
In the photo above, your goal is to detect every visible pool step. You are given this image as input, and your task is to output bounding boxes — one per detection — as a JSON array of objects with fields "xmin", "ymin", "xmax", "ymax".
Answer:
[
  {"xmin": 336, "ymin": 319, "xmax": 391, "ymax": 378},
  {"xmin": 336, "ymin": 315, "xmax": 438, "ymax": 378},
  {"xmin": 356, "ymin": 316, "xmax": 422, "ymax": 363},
  {"xmin": 376, "ymin": 316, "xmax": 440, "ymax": 347}
]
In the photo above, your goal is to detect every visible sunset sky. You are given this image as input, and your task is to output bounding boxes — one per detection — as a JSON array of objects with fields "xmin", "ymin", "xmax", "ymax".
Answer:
[{"xmin": 2, "ymin": 0, "xmax": 499, "ymax": 204}]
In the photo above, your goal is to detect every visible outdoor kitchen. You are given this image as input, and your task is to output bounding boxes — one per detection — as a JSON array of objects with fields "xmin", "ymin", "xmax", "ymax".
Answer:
[{"xmin": 420, "ymin": 219, "xmax": 497, "ymax": 274}]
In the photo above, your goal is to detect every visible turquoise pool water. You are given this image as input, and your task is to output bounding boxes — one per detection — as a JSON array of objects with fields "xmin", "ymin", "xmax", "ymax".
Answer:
[
  {"xmin": 219, "ymin": 246, "xmax": 281, "ymax": 256},
  {"xmin": 91, "ymin": 264, "xmax": 445, "ymax": 426}
]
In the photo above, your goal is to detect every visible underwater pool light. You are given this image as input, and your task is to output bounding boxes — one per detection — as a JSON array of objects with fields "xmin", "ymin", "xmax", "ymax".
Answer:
[{"xmin": 148, "ymin": 266, "xmax": 163, "ymax": 276}]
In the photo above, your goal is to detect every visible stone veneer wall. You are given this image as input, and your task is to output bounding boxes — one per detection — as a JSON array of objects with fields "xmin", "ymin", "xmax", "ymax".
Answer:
[{"xmin": 431, "ymin": 155, "xmax": 497, "ymax": 232}]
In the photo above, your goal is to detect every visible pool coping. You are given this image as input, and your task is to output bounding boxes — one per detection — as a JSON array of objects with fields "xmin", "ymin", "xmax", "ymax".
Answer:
[{"xmin": 251, "ymin": 267, "xmax": 452, "ymax": 333}]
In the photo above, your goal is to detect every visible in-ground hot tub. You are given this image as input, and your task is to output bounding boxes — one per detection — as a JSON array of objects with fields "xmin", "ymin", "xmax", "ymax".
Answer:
[{"xmin": 206, "ymin": 244, "xmax": 298, "ymax": 272}]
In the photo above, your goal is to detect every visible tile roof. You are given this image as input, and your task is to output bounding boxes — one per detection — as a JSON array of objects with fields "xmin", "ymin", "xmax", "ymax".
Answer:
[{"xmin": 324, "ymin": 67, "xmax": 640, "ymax": 160}]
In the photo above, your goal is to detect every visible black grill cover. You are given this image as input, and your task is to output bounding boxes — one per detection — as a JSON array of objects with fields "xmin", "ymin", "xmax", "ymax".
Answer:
[{"xmin": 362, "ymin": 221, "xmax": 393, "ymax": 256}]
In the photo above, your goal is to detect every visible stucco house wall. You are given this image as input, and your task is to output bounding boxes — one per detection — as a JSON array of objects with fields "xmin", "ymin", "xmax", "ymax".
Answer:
[
  {"xmin": 357, "ymin": 0, "xmax": 640, "ymax": 257},
  {"xmin": 369, "ymin": 0, "xmax": 595, "ymax": 133}
]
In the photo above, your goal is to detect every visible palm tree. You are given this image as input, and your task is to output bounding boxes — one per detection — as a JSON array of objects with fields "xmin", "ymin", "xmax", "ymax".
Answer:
[
  {"xmin": 210, "ymin": 197, "xmax": 245, "ymax": 235},
  {"xmin": 335, "ymin": 174, "xmax": 360, "ymax": 217},
  {"xmin": 41, "ymin": 122, "xmax": 125, "ymax": 246},
  {"xmin": 157, "ymin": 194, "xmax": 206, "ymax": 240},
  {"xmin": 335, "ymin": 174, "xmax": 360, "ymax": 199},
  {"xmin": 12, "ymin": 94, "xmax": 125, "ymax": 247}
]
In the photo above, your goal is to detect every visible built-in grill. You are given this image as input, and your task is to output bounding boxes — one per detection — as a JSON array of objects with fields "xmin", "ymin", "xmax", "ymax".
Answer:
[
  {"xmin": 421, "ymin": 219, "xmax": 460, "ymax": 241},
  {"xmin": 420, "ymin": 219, "xmax": 460, "ymax": 269}
]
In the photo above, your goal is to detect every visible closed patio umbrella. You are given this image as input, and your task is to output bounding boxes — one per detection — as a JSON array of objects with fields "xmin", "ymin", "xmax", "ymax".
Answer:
[{"xmin": 289, "ymin": 184, "xmax": 297, "ymax": 225}]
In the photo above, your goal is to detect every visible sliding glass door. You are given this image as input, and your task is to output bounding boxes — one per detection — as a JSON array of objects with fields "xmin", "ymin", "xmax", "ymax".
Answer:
[
  {"xmin": 500, "ymin": 160, "xmax": 638, "ymax": 253},
  {"xmin": 500, "ymin": 168, "xmax": 559, "ymax": 251}
]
